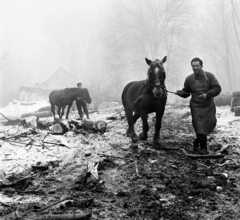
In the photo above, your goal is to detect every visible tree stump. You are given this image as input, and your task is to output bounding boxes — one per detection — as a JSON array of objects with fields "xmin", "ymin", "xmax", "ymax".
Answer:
[
  {"xmin": 230, "ymin": 97, "xmax": 240, "ymax": 112},
  {"xmin": 232, "ymin": 91, "xmax": 240, "ymax": 97},
  {"xmin": 235, "ymin": 106, "xmax": 240, "ymax": 116}
]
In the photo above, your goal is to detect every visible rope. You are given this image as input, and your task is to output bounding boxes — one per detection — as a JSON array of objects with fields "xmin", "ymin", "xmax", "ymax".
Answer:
[
  {"xmin": 165, "ymin": 89, "xmax": 176, "ymax": 94},
  {"xmin": 147, "ymin": 142, "xmax": 224, "ymax": 159},
  {"xmin": 165, "ymin": 89, "xmax": 191, "ymax": 96}
]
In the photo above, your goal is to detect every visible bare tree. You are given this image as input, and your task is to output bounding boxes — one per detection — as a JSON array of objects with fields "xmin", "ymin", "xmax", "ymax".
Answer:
[
  {"xmin": 199, "ymin": 0, "xmax": 240, "ymax": 92},
  {"xmin": 0, "ymin": 36, "xmax": 10, "ymax": 69},
  {"xmin": 100, "ymin": 0, "xmax": 196, "ymax": 100},
  {"xmin": 45, "ymin": 10, "xmax": 98, "ymax": 82}
]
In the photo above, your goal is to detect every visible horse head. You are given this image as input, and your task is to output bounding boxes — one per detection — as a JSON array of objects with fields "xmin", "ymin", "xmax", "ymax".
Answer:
[
  {"xmin": 145, "ymin": 56, "xmax": 167, "ymax": 98},
  {"xmin": 83, "ymin": 88, "xmax": 92, "ymax": 104}
]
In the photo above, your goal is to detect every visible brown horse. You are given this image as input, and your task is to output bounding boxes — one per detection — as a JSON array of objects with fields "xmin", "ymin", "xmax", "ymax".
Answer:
[
  {"xmin": 122, "ymin": 56, "xmax": 167, "ymax": 145},
  {"xmin": 49, "ymin": 87, "xmax": 87, "ymax": 120}
]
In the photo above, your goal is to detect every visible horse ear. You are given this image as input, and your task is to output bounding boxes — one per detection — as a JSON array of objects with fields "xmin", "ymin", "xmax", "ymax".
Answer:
[
  {"xmin": 162, "ymin": 56, "xmax": 167, "ymax": 63},
  {"xmin": 145, "ymin": 57, "xmax": 152, "ymax": 65}
]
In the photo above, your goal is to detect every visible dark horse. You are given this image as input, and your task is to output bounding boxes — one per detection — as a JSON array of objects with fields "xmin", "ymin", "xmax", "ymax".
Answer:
[
  {"xmin": 49, "ymin": 87, "xmax": 87, "ymax": 120},
  {"xmin": 122, "ymin": 56, "xmax": 167, "ymax": 145},
  {"xmin": 76, "ymin": 88, "xmax": 92, "ymax": 119}
]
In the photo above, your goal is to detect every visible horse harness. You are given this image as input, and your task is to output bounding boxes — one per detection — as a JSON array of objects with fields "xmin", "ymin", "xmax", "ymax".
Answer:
[{"xmin": 133, "ymin": 80, "xmax": 167, "ymax": 108}]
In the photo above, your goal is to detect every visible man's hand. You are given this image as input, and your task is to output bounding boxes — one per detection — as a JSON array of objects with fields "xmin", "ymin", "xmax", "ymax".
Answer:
[
  {"xmin": 175, "ymin": 90, "xmax": 183, "ymax": 96},
  {"xmin": 198, "ymin": 93, "xmax": 207, "ymax": 99}
]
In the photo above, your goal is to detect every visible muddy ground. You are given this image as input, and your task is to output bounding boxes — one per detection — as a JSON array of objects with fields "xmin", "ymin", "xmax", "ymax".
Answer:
[{"xmin": 0, "ymin": 106, "xmax": 240, "ymax": 220}]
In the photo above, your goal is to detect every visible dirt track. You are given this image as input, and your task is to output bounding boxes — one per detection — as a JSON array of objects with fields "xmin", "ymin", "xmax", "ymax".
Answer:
[{"xmin": 1, "ymin": 106, "xmax": 240, "ymax": 219}]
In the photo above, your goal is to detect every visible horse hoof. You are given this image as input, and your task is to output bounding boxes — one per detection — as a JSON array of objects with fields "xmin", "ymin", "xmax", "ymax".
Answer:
[
  {"xmin": 126, "ymin": 132, "xmax": 132, "ymax": 137},
  {"xmin": 131, "ymin": 136, "xmax": 139, "ymax": 143},
  {"xmin": 126, "ymin": 129, "xmax": 135, "ymax": 138},
  {"xmin": 139, "ymin": 132, "xmax": 148, "ymax": 140},
  {"xmin": 153, "ymin": 139, "xmax": 161, "ymax": 146}
]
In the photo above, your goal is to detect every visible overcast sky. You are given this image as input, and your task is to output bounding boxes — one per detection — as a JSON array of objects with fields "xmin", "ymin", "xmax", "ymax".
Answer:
[
  {"xmin": 0, "ymin": 0, "xmax": 237, "ymax": 107},
  {"xmin": 0, "ymin": 0, "xmax": 111, "ymax": 106},
  {"xmin": 0, "ymin": 0, "xmax": 108, "ymax": 82}
]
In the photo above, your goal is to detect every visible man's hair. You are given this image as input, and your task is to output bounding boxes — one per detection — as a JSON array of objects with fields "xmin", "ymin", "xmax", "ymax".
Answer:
[
  {"xmin": 77, "ymin": 82, "xmax": 82, "ymax": 86},
  {"xmin": 191, "ymin": 57, "xmax": 203, "ymax": 66}
]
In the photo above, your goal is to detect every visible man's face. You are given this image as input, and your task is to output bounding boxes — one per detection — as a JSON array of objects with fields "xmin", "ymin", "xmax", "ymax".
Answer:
[{"xmin": 191, "ymin": 61, "xmax": 202, "ymax": 74}]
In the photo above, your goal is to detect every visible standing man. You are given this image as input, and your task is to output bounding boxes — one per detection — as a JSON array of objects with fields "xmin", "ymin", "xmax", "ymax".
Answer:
[
  {"xmin": 76, "ymin": 82, "xmax": 90, "ymax": 119},
  {"xmin": 176, "ymin": 57, "xmax": 221, "ymax": 154},
  {"xmin": 77, "ymin": 82, "xmax": 82, "ymax": 89}
]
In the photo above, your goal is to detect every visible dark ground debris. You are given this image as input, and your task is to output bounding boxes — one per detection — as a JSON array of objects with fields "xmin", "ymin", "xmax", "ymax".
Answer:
[{"xmin": 1, "ymin": 107, "xmax": 240, "ymax": 220}]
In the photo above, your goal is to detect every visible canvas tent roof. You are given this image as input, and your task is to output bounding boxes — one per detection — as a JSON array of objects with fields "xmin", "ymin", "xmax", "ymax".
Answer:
[
  {"xmin": 19, "ymin": 67, "xmax": 79, "ymax": 92},
  {"xmin": 39, "ymin": 67, "xmax": 79, "ymax": 89},
  {"xmin": 17, "ymin": 67, "xmax": 80, "ymax": 102}
]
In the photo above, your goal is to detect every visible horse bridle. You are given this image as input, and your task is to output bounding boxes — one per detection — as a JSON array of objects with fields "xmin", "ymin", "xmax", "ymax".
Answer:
[{"xmin": 149, "ymin": 79, "xmax": 167, "ymax": 91}]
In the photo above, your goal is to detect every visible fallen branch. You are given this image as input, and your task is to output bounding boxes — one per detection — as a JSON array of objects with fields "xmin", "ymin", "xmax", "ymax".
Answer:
[
  {"xmin": 0, "ymin": 201, "xmax": 11, "ymax": 207},
  {"xmin": 0, "ymin": 112, "xmax": 24, "ymax": 125},
  {"xmin": 39, "ymin": 213, "xmax": 91, "ymax": 220},
  {"xmin": 38, "ymin": 198, "xmax": 94, "ymax": 212},
  {"xmin": 147, "ymin": 142, "xmax": 224, "ymax": 159},
  {"xmin": 135, "ymin": 160, "xmax": 140, "ymax": 176}
]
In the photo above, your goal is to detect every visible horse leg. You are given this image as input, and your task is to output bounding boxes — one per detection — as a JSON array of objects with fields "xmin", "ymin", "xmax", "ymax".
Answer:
[
  {"xmin": 133, "ymin": 112, "xmax": 140, "ymax": 124},
  {"xmin": 82, "ymin": 102, "xmax": 89, "ymax": 119},
  {"xmin": 125, "ymin": 107, "xmax": 138, "ymax": 143},
  {"xmin": 51, "ymin": 104, "xmax": 56, "ymax": 120},
  {"xmin": 76, "ymin": 101, "xmax": 83, "ymax": 119},
  {"xmin": 66, "ymin": 104, "xmax": 72, "ymax": 119},
  {"xmin": 57, "ymin": 106, "xmax": 61, "ymax": 119},
  {"xmin": 139, "ymin": 111, "xmax": 149, "ymax": 141},
  {"xmin": 153, "ymin": 111, "xmax": 164, "ymax": 145},
  {"xmin": 61, "ymin": 106, "xmax": 66, "ymax": 119}
]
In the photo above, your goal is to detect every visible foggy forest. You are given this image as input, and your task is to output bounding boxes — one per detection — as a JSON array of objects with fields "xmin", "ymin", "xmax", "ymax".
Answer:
[
  {"xmin": 0, "ymin": 0, "xmax": 239, "ymax": 106},
  {"xmin": 1, "ymin": 1, "xmax": 240, "ymax": 219}
]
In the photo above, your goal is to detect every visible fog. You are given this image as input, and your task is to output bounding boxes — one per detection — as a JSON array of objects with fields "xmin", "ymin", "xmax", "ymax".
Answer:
[{"xmin": 0, "ymin": 0, "xmax": 239, "ymax": 107}]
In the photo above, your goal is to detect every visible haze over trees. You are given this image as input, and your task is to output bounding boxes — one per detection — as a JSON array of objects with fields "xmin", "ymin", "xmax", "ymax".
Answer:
[
  {"xmin": 199, "ymin": 0, "xmax": 240, "ymax": 92},
  {"xmin": 100, "ymin": 0, "xmax": 196, "ymax": 100},
  {"xmin": 0, "ymin": 0, "xmax": 239, "ymax": 107}
]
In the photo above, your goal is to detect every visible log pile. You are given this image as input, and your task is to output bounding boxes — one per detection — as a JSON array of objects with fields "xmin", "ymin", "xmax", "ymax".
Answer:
[
  {"xmin": 51, "ymin": 119, "xmax": 107, "ymax": 134},
  {"xmin": 0, "ymin": 111, "xmax": 107, "ymax": 134},
  {"xmin": 230, "ymin": 91, "xmax": 240, "ymax": 116}
]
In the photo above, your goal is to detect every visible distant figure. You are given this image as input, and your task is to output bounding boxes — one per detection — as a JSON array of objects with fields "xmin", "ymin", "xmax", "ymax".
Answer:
[
  {"xmin": 76, "ymin": 83, "xmax": 92, "ymax": 119},
  {"xmin": 77, "ymin": 82, "xmax": 82, "ymax": 89},
  {"xmin": 176, "ymin": 57, "xmax": 221, "ymax": 154},
  {"xmin": 49, "ymin": 87, "xmax": 87, "ymax": 120}
]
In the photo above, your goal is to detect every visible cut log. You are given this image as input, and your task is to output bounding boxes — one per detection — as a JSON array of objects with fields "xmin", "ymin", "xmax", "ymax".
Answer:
[
  {"xmin": 53, "ymin": 123, "xmax": 63, "ymax": 133},
  {"xmin": 50, "ymin": 120, "xmax": 107, "ymax": 134},
  {"xmin": 40, "ymin": 213, "xmax": 92, "ymax": 220},
  {"xmin": 231, "ymin": 97, "xmax": 240, "ymax": 108},
  {"xmin": 37, "ymin": 106, "xmax": 51, "ymax": 112},
  {"xmin": 94, "ymin": 121, "xmax": 107, "ymax": 132},
  {"xmin": 232, "ymin": 91, "xmax": 240, "ymax": 97},
  {"xmin": 235, "ymin": 106, "xmax": 240, "ymax": 116},
  {"xmin": 21, "ymin": 111, "xmax": 52, "ymax": 118}
]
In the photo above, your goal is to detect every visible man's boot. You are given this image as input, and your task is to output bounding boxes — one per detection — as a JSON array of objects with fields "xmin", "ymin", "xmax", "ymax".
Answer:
[
  {"xmin": 193, "ymin": 139, "xmax": 199, "ymax": 153},
  {"xmin": 200, "ymin": 135, "xmax": 208, "ymax": 154}
]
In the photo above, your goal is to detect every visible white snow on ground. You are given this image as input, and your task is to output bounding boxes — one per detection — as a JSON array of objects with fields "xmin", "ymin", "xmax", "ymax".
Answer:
[
  {"xmin": 0, "ymin": 104, "xmax": 239, "ymax": 188},
  {"xmin": 0, "ymin": 104, "xmax": 126, "ymax": 176}
]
